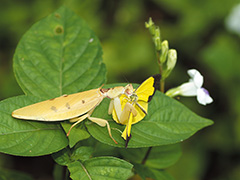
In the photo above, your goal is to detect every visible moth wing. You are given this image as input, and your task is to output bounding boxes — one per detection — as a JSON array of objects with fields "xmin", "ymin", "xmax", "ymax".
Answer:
[
  {"xmin": 121, "ymin": 113, "xmax": 133, "ymax": 147},
  {"xmin": 112, "ymin": 74, "xmax": 160, "ymax": 125},
  {"xmin": 111, "ymin": 94, "xmax": 128, "ymax": 124},
  {"xmin": 131, "ymin": 101, "xmax": 148, "ymax": 124},
  {"xmin": 135, "ymin": 74, "xmax": 161, "ymax": 102},
  {"xmin": 12, "ymin": 88, "xmax": 103, "ymax": 121}
]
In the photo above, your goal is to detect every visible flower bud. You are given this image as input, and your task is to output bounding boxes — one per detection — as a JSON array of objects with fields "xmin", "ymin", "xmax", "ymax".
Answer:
[
  {"xmin": 145, "ymin": 17, "xmax": 155, "ymax": 36},
  {"xmin": 167, "ymin": 49, "xmax": 177, "ymax": 70},
  {"xmin": 160, "ymin": 40, "xmax": 169, "ymax": 64},
  {"xmin": 162, "ymin": 49, "xmax": 177, "ymax": 79},
  {"xmin": 154, "ymin": 27, "xmax": 161, "ymax": 51}
]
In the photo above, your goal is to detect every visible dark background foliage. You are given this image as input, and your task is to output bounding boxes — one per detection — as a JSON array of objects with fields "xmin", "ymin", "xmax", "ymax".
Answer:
[{"xmin": 0, "ymin": 0, "xmax": 240, "ymax": 179}]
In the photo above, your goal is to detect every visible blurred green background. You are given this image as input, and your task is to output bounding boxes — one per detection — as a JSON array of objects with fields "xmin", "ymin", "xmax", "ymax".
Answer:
[{"xmin": 1, "ymin": 0, "xmax": 240, "ymax": 179}]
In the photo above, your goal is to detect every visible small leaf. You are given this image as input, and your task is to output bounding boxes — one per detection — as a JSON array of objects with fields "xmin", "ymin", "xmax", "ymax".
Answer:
[
  {"xmin": 132, "ymin": 164, "xmax": 155, "ymax": 180},
  {"xmin": 71, "ymin": 146, "xmax": 94, "ymax": 162},
  {"xmin": 68, "ymin": 156, "xmax": 133, "ymax": 180},
  {"xmin": 86, "ymin": 84, "xmax": 213, "ymax": 148},
  {"xmin": 133, "ymin": 164, "xmax": 175, "ymax": 180},
  {"xmin": 53, "ymin": 145, "xmax": 93, "ymax": 166},
  {"xmin": 52, "ymin": 148, "xmax": 71, "ymax": 166},
  {"xmin": 0, "ymin": 96, "xmax": 68, "ymax": 156},
  {"xmin": 144, "ymin": 144, "xmax": 181, "ymax": 169},
  {"xmin": 150, "ymin": 168, "xmax": 175, "ymax": 180},
  {"xmin": 62, "ymin": 122, "xmax": 90, "ymax": 148},
  {"xmin": 13, "ymin": 6, "xmax": 106, "ymax": 99},
  {"xmin": 134, "ymin": 164, "xmax": 174, "ymax": 180},
  {"xmin": 120, "ymin": 144, "xmax": 182, "ymax": 169}
]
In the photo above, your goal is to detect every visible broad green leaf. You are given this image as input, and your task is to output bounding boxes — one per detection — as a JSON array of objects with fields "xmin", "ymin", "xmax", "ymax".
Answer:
[
  {"xmin": 8, "ymin": 6, "xmax": 106, "ymax": 152},
  {"xmin": 13, "ymin": 6, "xmax": 106, "ymax": 99},
  {"xmin": 120, "ymin": 144, "xmax": 181, "ymax": 169},
  {"xmin": 0, "ymin": 169, "xmax": 33, "ymax": 180},
  {"xmin": 133, "ymin": 164, "xmax": 174, "ymax": 180},
  {"xmin": 68, "ymin": 157, "xmax": 133, "ymax": 180},
  {"xmin": 0, "ymin": 96, "xmax": 68, "ymax": 156},
  {"xmin": 86, "ymin": 84, "xmax": 213, "ymax": 148}
]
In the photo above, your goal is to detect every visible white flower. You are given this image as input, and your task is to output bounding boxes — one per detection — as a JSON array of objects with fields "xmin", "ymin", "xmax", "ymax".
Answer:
[
  {"xmin": 225, "ymin": 3, "xmax": 240, "ymax": 36},
  {"xmin": 166, "ymin": 69, "xmax": 213, "ymax": 105}
]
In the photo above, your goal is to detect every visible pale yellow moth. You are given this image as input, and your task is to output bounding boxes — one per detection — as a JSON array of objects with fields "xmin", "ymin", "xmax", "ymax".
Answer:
[{"xmin": 12, "ymin": 85, "xmax": 133, "ymax": 144}]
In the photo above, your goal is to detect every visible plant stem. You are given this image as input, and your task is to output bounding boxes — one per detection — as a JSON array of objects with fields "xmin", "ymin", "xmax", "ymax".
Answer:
[
  {"xmin": 141, "ymin": 147, "xmax": 152, "ymax": 164},
  {"xmin": 160, "ymin": 80, "xmax": 165, "ymax": 93},
  {"xmin": 157, "ymin": 51, "xmax": 165, "ymax": 93},
  {"xmin": 142, "ymin": 51, "xmax": 165, "ymax": 165}
]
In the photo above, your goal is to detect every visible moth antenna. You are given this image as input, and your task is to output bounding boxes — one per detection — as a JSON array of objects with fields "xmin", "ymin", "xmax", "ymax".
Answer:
[{"xmin": 122, "ymin": 74, "xmax": 129, "ymax": 84}]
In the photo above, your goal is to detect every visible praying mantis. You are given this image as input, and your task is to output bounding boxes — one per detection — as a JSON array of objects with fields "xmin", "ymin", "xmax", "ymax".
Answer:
[
  {"xmin": 12, "ymin": 85, "xmax": 133, "ymax": 144},
  {"xmin": 12, "ymin": 74, "xmax": 160, "ymax": 145}
]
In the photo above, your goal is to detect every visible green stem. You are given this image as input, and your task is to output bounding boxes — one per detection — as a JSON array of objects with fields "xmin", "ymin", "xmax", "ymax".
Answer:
[
  {"xmin": 142, "ymin": 51, "xmax": 165, "ymax": 165},
  {"xmin": 157, "ymin": 51, "xmax": 165, "ymax": 93},
  {"xmin": 160, "ymin": 80, "xmax": 165, "ymax": 93},
  {"xmin": 141, "ymin": 147, "xmax": 152, "ymax": 165}
]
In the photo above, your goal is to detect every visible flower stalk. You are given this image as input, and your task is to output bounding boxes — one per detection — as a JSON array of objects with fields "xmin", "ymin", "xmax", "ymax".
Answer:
[
  {"xmin": 145, "ymin": 17, "xmax": 177, "ymax": 92},
  {"xmin": 142, "ymin": 17, "xmax": 178, "ymax": 165}
]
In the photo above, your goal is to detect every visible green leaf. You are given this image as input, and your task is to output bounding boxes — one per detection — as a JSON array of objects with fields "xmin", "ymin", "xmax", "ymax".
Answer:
[
  {"xmin": 71, "ymin": 145, "xmax": 94, "ymax": 162},
  {"xmin": 6, "ymin": 6, "xmax": 106, "ymax": 154},
  {"xmin": 144, "ymin": 144, "xmax": 181, "ymax": 169},
  {"xmin": 13, "ymin": 6, "xmax": 106, "ymax": 99},
  {"xmin": 133, "ymin": 164, "xmax": 174, "ymax": 180},
  {"xmin": 0, "ymin": 169, "xmax": 33, "ymax": 180},
  {"xmin": 62, "ymin": 122, "xmax": 90, "ymax": 148},
  {"xmin": 150, "ymin": 169, "xmax": 175, "ymax": 180},
  {"xmin": 120, "ymin": 144, "xmax": 182, "ymax": 169},
  {"xmin": 133, "ymin": 164, "xmax": 155, "ymax": 180},
  {"xmin": 86, "ymin": 84, "xmax": 213, "ymax": 148},
  {"xmin": 0, "ymin": 96, "xmax": 68, "ymax": 156},
  {"xmin": 53, "ymin": 145, "xmax": 93, "ymax": 166},
  {"xmin": 68, "ymin": 157, "xmax": 133, "ymax": 180},
  {"xmin": 52, "ymin": 148, "xmax": 71, "ymax": 166}
]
